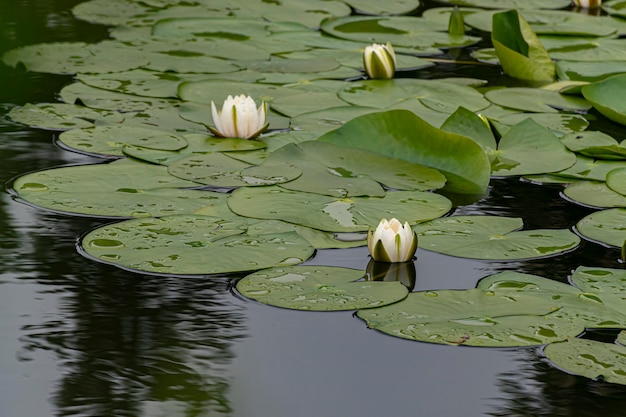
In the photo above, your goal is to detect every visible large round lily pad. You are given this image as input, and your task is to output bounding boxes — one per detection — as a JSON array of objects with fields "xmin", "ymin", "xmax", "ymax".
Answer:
[
  {"xmin": 413, "ymin": 215, "xmax": 580, "ymax": 260},
  {"xmin": 81, "ymin": 215, "xmax": 315, "ymax": 275},
  {"xmin": 236, "ymin": 266, "xmax": 408, "ymax": 311},
  {"xmin": 58, "ymin": 125, "xmax": 189, "ymax": 157},
  {"xmin": 227, "ymin": 186, "xmax": 452, "ymax": 232},
  {"xmin": 563, "ymin": 181, "xmax": 626, "ymax": 208},
  {"xmin": 357, "ymin": 289, "xmax": 584, "ymax": 347},
  {"xmin": 607, "ymin": 168, "xmax": 626, "ymax": 195},
  {"xmin": 576, "ymin": 208, "xmax": 626, "ymax": 248},
  {"xmin": 10, "ymin": 159, "xmax": 219, "ymax": 218}
]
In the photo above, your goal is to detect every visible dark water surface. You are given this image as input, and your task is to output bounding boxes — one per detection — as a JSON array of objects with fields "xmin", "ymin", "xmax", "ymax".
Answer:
[{"xmin": 1, "ymin": 1, "xmax": 626, "ymax": 416}]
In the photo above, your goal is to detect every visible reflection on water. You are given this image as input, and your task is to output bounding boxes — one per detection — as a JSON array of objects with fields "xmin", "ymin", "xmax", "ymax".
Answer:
[
  {"xmin": 488, "ymin": 347, "xmax": 626, "ymax": 417},
  {"xmin": 1, "ymin": 1, "xmax": 626, "ymax": 416}
]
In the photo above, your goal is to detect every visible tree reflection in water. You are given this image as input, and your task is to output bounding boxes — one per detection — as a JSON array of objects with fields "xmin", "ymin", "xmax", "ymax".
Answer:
[{"xmin": 488, "ymin": 343, "xmax": 626, "ymax": 417}]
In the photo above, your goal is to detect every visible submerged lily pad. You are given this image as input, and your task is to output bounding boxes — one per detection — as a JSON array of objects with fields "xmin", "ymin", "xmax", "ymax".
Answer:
[
  {"xmin": 237, "ymin": 265, "xmax": 408, "ymax": 311},
  {"xmin": 58, "ymin": 125, "xmax": 189, "ymax": 157},
  {"xmin": 576, "ymin": 208, "xmax": 626, "ymax": 248},
  {"xmin": 227, "ymin": 186, "xmax": 451, "ymax": 232},
  {"xmin": 318, "ymin": 110, "xmax": 491, "ymax": 195},
  {"xmin": 81, "ymin": 215, "xmax": 315, "ymax": 275},
  {"xmin": 582, "ymin": 74, "xmax": 626, "ymax": 126},
  {"xmin": 413, "ymin": 215, "xmax": 580, "ymax": 260},
  {"xmin": 10, "ymin": 159, "xmax": 219, "ymax": 218},
  {"xmin": 357, "ymin": 289, "xmax": 583, "ymax": 347},
  {"xmin": 545, "ymin": 338, "xmax": 626, "ymax": 385}
]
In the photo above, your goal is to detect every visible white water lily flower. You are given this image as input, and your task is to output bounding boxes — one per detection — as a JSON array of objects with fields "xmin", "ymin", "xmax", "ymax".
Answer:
[
  {"xmin": 209, "ymin": 94, "xmax": 269, "ymax": 139},
  {"xmin": 367, "ymin": 218, "xmax": 418, "ymax": 263},
  {"xmin": 573, "ymin": 0, "xmax": 601, "ymax": 8},
  {"xmin": 363, "ymin": 42, "xmax": 396, "ymax": 80}
]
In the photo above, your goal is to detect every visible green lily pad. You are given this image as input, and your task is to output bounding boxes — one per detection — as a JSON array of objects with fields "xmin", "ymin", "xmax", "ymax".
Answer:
[
  {"xmin": 81, "ymin": 215, "xmax": 315, "ymax": 275},
  {"xmin": 343, "ymin": 0, "xmax": 421, "ymax": 15},
  {"xmin": 490, "ymin": 118, "xmax": 577, "ymax": 176},
  {"xmin": 264, "ymin": 141, "xmax": 447, "ymax": 198},
  {"xmin": 122, "ymin": 134, "xmax": 267, "ymax": 165},
  {"xmin": 270, "ymin": 92, "xmax": 349, "ymax": 118},
  {"xmin": 77, "ymin": 70, "xmax": 210, "ymax": 99},
  {"xmin": 582, "ymin": 74, "xmax": 626, "ymax": 126},
  {"xmin": 413, "ymin": 215, "xmax": 580, "ymax": 260},
  {"xmin": 227, "ymin": 186, "xmax": 452, "ymax": 232},
  {"xmin": 572, "ymin": 266, "xmax": 626, "ymax": 308},
  {"xmin": 548, "ymin": 38, "xmax": 626, "ymax": 62},
  {"xmin": 563, "ymin": 181, "xmax": 626, "ymax": 208},
  {"xmin": 556, "ymin": 61, "xmax": 626, "ymax": 83},
  {"xmin": 337, "ymin": 79, "xmax": 490, "ymax": 114},
  {"xmin": 7, "ymin": 103, "xmax": 122, "ymax": 131},
  {"xmin": 477, "ymin": 271, "xmax": 626, "ymax": 329},
  {"xmin": 167, "ymin": 153, "xmax": 301, "ymax": 187},
  {"xmin": 561, "ymin": 131, "xmax": 626, "ymax": 160},
  {"xmin": 436, "ymin": 0, "xmax": 571, "ymax": 9},
  {"xmin": 10, "ymin": 159, "xmax": 220, "ymax": 218},
  {"xmin": 484, "ymin": 88, "xmax": 591, "ymax": 113},
  {"xmin": 604, "ymin": 0, "xmax": 626, "ymax": 18},
  {"xmin": 237, "ymin": 265, "xmax": 408, "ymax": 311},
  {"xmin": 317, "ymin": 109, "xmax": 491, "ymax": 195},
  {"xmin": 58, "ymin": 126, "xmax": 189, "ymax": 157},
  {"xmin": 1, "ymin": 41, "xmax": 149, "ymax": 75},
  {"xmin": 320, "ymin": 15, "xmax": 480, "ymax": 53},
  {"xmin": 440, "ymin": 106, "xmax": 497, "ymax": 155},
  {"xmin": 576, "ymin": 208, "xmax": 626, "ymax": 248},
  {"xmin": 494, "ymin": 112, "xmax": 589, "ymax": 136},
  {"xmin": 555, "ymin": 156, "xmax": 626, "ymax": 181},
  {"xmin": 465, "ymin": 9, "xmax": 618, "ymax": 36},
  {"xmin": 290, "ymin": 106, "xmax": 380, "ymax": 134},
  {"xmin": 60, "ymin": 82, "xmax": 179, "ymax": 112},
  {"xmin": 607, "ymin": 168, "xmax": 626, "ymax": 195},
  {"xmin": 178, "ymin": 79, "xmax": 300, "ymax": 105},
  {"xmin": 357, "ymin": 289, "xmax": 584, "ymax": 347},
  {"xmin": 492, "ymin": 9, "xmax": 555, "ymax": 82},
  {"xmin": 544, "ymin": 338, "xmax": 626, "ymax": 385}
]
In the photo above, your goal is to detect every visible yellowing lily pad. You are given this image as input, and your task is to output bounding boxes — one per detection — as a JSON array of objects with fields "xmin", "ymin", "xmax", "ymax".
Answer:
[{"xmin": 236, "ymin": 266, "xmax": 408, "ymax": 311}]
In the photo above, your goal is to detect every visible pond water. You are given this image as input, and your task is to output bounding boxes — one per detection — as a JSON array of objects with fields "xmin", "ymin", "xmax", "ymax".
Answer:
[{"xmin": 1, "ymin": 1, "xmax": 626, "ymax": 416}]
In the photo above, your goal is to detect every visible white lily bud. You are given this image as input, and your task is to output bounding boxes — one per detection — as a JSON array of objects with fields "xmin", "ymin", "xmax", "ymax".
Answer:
[
  {"xmin": 572, "ymin": 0, "xmax": 601, "ymax": 8},
  {"xmin": 209, "ymin": 94, "xmax": 269, "ymax": 139},
  {"xmin": 367, "ymin": 218, "xmax": 418, "ymax": 263},
  {"xmin": 363, "ymin": 42, "xmax": 396, "ymax": 80}
]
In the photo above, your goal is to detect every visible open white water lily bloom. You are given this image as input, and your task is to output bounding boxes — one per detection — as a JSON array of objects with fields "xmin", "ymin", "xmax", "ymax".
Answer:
[
  {"xmin": 209, "ymin": 94, "xmax": 269, "ymax": 139},
  {"xmin": 363, "ymin": 42, "xmax": 396, "ymax": 80},
  {"xmin": 573, "ymin": 0, "xmax": 601, "ymax": 8},
  {"xmin": 367, "ymin": 218, "xmax": 418, "ymax": 263}
]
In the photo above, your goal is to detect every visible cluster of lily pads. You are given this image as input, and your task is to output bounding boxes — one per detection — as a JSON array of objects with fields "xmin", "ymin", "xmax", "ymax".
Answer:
[{"xmin": 3, "ymin": 0, "xmax": 626, "ymax": 384}]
